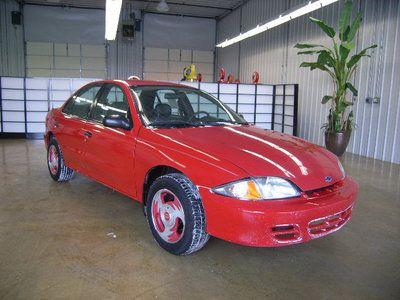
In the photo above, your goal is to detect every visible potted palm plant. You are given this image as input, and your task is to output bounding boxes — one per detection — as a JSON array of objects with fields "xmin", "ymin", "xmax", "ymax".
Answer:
[{"xmin": 294, "ymin": 0, "xmax": 376, "ymax": 156}]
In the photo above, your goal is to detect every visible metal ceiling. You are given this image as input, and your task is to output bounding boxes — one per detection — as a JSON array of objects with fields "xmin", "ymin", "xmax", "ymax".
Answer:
[{"xmin": 20, "ymin": 0, "xmax": 246, "ymax": 18}]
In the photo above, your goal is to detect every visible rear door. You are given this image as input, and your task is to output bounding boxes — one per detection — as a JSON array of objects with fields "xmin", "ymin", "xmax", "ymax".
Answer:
[
  {"xmin": 56, "ymin": 84, "xmax": 102, "ymax": 171},
  {"xmin": 82, "ymin": 83, "xmax": 136, "ymax": 196}
]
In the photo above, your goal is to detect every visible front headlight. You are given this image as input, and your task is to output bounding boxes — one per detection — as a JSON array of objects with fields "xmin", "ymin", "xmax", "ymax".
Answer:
[
  {"xmin": 212, "ymin": 177, "xmax": 301, "ymax": 200},
  {"xmin": 338, "ymin": 160, "xmax": 346, "ymax": 179}
]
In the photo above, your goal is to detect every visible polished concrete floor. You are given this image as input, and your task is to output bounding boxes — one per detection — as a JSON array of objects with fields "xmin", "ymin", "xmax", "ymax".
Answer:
[{"xmin": 0, "ymin": 139, "xmax": 399, "ymax": 299}]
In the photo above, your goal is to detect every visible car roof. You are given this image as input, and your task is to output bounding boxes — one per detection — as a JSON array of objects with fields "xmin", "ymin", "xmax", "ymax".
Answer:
[{"xmin": 92, "ymin": 79, "xmax": 194, "ymax": 88}]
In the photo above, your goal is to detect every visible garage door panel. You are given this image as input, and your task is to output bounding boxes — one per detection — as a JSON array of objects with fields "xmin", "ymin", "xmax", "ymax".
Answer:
[
  {"xmin": 54, "ymin": 43, "xmax": 67, "ymax": 56},
  {"xmin": 2, "ymin": 89, "xmax": 24, "ymax": 100},
  {"xmin": 27, "ymin": 123, "xmax": 45, "ymax": 133},
  {"xmin": 55, "ymin": 57, "xmax": 81, "ymax": 70},
  {"xmin": 193, "ymin": 50, "xmax": 213, "ymax": 63},
  {"xmin": 200, "ymin": 83, "xmax": 218, "ymax": 93},
  {"xmin": 27, "ymin": 69, "xmax": 52, "ymax": 77},
  {"xmin": 27, "ymin": 112, "xmax": 47, "ymax": 122},
  {"xmin": 26, "ymin": 55, "xmax": 53, "ymax": 69},
  {"xmin": 81, "ymin": 70, "xmax": 106, "ymax": 78},
  {"xmin": 181, "ymin": 50, "xmax": 192, "ymax": 62},
  {"xmin": 67, "ymin": 44, "xmax": 81, "ymax": 56},
  {"xmin": 144, "ymin": 60, "xmax": 168, "ymax": 73},
  {"xmin": 256, "ymin": 104, "xmax": 272, "ymax": 114},
  {"xmin": 145, "ymin": 48, "xmax": 168, "ymax": 60},
  {"xmin": 3, "ymin": 122, "xmax": 25, "ymax": 133},
  {"xmin": 82, "ymin": 57, "xmax": 106, "ymax": 70},
  {"xmin": 238, "ymin": 94, "xmax": 255, "ymax": 104},
  {"xmin": 195, "ymin": 63, "xmax": 213, "ymax": 75},
  {"xmin": 3, "ymin": 111, "xmax": 25, "ymax": 122},
  {"xmin": 168, "ymin": 61, "xmax": 188, "ymax": 73},
  {"xmin": 26, "ymin": 78, "xmax": 48, "ymax": 90},
  {"xmin": 1, "ymin": 77, "xmax": 24, "ymax": 89},
  {"xmin": 71, "ymin": 79, "xmax": 94, "ymax": 90},
  {"xmin": 27, "ymin": 101, "xmax": 48, "ymax": 112},
  {"xmin": 82, "ymin": 45, "xmax": 105, "ymax": 58},
  {"xmin": 257, "ymin": 85, "xmax": 274, "ymax": 95},
  {"xmin": 256, "ymin": 114, "xmax": 272, "ymax": 123},
  {"xmin": 26, "ymin": 90, "xmax": 47, "ymax": 101},
  {"xmin": 50, "ymin": 90, "xmax": 71, "ymax": 101},
  {"xmin": 54, "ymin": 69, "xmax": 81, "ymax": 77},
  {"xmin": 2, "ymin": 100, "xmax": 24, "ymax": 111},
  {"xmin": 26, "ymin": 42, "xmax": 53, "ymax": 56}
]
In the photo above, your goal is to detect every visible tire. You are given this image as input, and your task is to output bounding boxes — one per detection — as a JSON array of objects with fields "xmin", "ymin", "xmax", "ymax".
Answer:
[
  {"xmin": 146, "ymin": 173, "xmax": 210, "ymax": 255},
  {"xmin": 47, "ymin": 137, "xmax": 75, "ymax": 182}
]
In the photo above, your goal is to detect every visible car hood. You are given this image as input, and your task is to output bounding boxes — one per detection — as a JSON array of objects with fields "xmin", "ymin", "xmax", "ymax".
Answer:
[{"xmin": 147, "ymin": 125, "xmax": 343, "ymax": 191}]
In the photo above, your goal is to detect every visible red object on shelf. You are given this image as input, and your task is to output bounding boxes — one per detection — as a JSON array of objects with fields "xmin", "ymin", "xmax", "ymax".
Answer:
[
  {"xmin": 252, "ymin": 71, "xmax": 260, "ymax": 84},
  {"xmin": 196, "ymin": 73, "xmax": 202, "ymax": 82},
  {"xmin": 218, "ymin": 68, "xmax": 226, "ymax": 83}
]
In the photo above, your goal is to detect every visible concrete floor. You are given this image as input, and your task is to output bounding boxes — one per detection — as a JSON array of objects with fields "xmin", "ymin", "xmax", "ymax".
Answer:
[{"xmin": 0, "ymin": 139, "xmax": 399, "ymax": 299}]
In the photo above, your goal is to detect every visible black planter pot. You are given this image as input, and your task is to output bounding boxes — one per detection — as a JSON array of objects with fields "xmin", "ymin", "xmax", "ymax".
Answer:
[{"xmin": 325, "ymin": 131, "xmax": 351, "ymax": 157}]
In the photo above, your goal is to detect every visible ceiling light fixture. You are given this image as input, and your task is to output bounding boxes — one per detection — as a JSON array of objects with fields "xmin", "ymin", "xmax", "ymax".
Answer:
[
  {"xmin": 105, "ymin": 0, "xmax": 123, "ymax": 40},
  {"xmin": 156, "ymin": 0, "xmax": 170, "ymax": 12},
  {"xmin": 216, "ymin": 0, "xmax": 339, "ymax": 48}
]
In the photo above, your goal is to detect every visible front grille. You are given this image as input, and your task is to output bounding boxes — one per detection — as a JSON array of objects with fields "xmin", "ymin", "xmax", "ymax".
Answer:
[
  {"xmin": 305, "ymin": 180, "xmax": 344, "ymax": 198},
  {"xmin": 308, "ymin": 206, "xmax": 352, "ymax": 236},
  {"xmin": 272, "ymin": 224, "xmax": 300, "ymax": 242}
]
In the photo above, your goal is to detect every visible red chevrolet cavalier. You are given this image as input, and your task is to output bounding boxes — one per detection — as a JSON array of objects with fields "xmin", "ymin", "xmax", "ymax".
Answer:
[{"xmin": 45, "ymin": 79, "xmax": 358, "ymax": 255}]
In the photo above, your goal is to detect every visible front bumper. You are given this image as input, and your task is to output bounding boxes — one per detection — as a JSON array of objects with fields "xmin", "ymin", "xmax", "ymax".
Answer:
[{"xmin": 199, "ymin": 177, "xmax": 358, "ymax": 247}]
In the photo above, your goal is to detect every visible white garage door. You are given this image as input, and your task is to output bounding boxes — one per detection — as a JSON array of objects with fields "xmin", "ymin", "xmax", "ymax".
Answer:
[
  {"xmin": 143, "ymin": 47, "xmax": 214, "ymax": 82},
  {"xmin": 26, "ymin": 42, "xmax": 106, "ymax": 79}
]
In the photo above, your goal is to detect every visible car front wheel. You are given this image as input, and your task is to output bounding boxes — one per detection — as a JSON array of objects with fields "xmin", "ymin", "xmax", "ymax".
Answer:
[{"xmin": 146, "ymin": 173, "xmax": 209, "ymax": 255}]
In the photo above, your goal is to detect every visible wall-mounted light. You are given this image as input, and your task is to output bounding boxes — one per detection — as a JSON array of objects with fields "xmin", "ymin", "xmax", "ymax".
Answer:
[
  {"xmin": 156, "ymin": 0, "xmax": 170, "ymax": 12},
  {"xmin": 105, "ymin": 0, "xmax": 123, "ymax": 40},
  {"xmin": 216, "ymin": 0, "xmax": 339, "ymax": 48}
]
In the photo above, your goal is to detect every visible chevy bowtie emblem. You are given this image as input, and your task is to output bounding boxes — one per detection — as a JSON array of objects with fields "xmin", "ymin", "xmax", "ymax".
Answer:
[{"xmin": 324, "ymin": 176, "xmax": 333, "ymax": 182}]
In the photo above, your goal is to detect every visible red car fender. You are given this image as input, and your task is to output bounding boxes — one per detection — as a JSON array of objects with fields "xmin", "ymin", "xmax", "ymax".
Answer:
[{"xmin": 133, "ymin": 130, "xmax": 250, "ymax": 203}]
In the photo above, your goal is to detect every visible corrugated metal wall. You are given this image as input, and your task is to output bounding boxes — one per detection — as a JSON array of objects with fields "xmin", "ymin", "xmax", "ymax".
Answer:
[
  {"xmin": 216, "ymin": 0, "xmax": 400, "ymax": 164},
  {"xmin": 107, "ymin": 3, "xmax": 143, "ymax": 79},
  {"xmin": 0, "ymin": 0, "xmax": 25, "ymax": 76}
]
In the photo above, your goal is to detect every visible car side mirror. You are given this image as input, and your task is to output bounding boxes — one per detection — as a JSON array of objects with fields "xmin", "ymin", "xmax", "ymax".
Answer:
[{"xmin": 103, "ymin": 115, "xmax": 131, "ymax": 130}]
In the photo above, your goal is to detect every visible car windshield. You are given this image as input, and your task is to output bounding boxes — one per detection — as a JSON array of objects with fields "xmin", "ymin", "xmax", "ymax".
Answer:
[{"xmin": 131, "ymin": 86, "xmax": 248, "ymax": 128}]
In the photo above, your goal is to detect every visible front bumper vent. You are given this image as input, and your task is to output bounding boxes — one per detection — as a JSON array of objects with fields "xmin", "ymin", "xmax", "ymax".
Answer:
[
  {"xmin": 308, "ymin": 206, "xmax": 353, "ymax": 236},
  {"xmin": 272, "ymin": 224, "xmax": 300, "ymax": 242}
]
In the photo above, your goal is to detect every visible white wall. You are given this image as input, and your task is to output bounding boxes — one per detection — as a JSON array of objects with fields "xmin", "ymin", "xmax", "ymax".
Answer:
[{"xmin": 216, "ymin": 0, "xmax": 400, "ymax": 164}]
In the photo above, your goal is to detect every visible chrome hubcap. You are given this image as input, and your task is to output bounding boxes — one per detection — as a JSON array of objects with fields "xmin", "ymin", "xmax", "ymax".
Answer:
[
  {"xmin": 48, "ymin": 145, "xmax": 59, "ymax": 175},
  {"xmin": 151, "ymin": 189, "xmax": 185, "ymax": 243}
]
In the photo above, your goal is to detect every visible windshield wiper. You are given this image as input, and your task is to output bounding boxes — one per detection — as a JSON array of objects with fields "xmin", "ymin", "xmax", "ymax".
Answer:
[
  {"xmin": 205, "ymin": 121, "xmax": 248, "ymax": 126},
  {"xmin": 148, "ymin": 120, "xmax": 205, "ymax": 128}
]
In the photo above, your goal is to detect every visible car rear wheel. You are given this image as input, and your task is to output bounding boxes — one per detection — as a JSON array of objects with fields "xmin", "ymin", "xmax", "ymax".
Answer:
[
  {"xmin": 47, "ymin": 137, "xmax": 75, "ymax": 182},
  {"xmin": 146, "ymin": 173, "xmax": 209, "ymax": 255}
]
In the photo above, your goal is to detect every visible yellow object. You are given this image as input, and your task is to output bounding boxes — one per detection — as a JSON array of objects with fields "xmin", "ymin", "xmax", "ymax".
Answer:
[{"xmin": 182, "ymin": 64, "xmax": 196, "ymax": 81}]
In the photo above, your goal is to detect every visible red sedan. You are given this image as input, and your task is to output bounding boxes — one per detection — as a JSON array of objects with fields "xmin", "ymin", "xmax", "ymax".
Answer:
[{"xmin": 45, "ymin": 79, "xmax": 358, "ymax": 255}]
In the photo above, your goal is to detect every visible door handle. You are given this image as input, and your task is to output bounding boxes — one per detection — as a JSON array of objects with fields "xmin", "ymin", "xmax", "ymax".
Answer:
[{"xmin": 84, "ymin": 131, "xmax": 92, "ymax": 138}]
